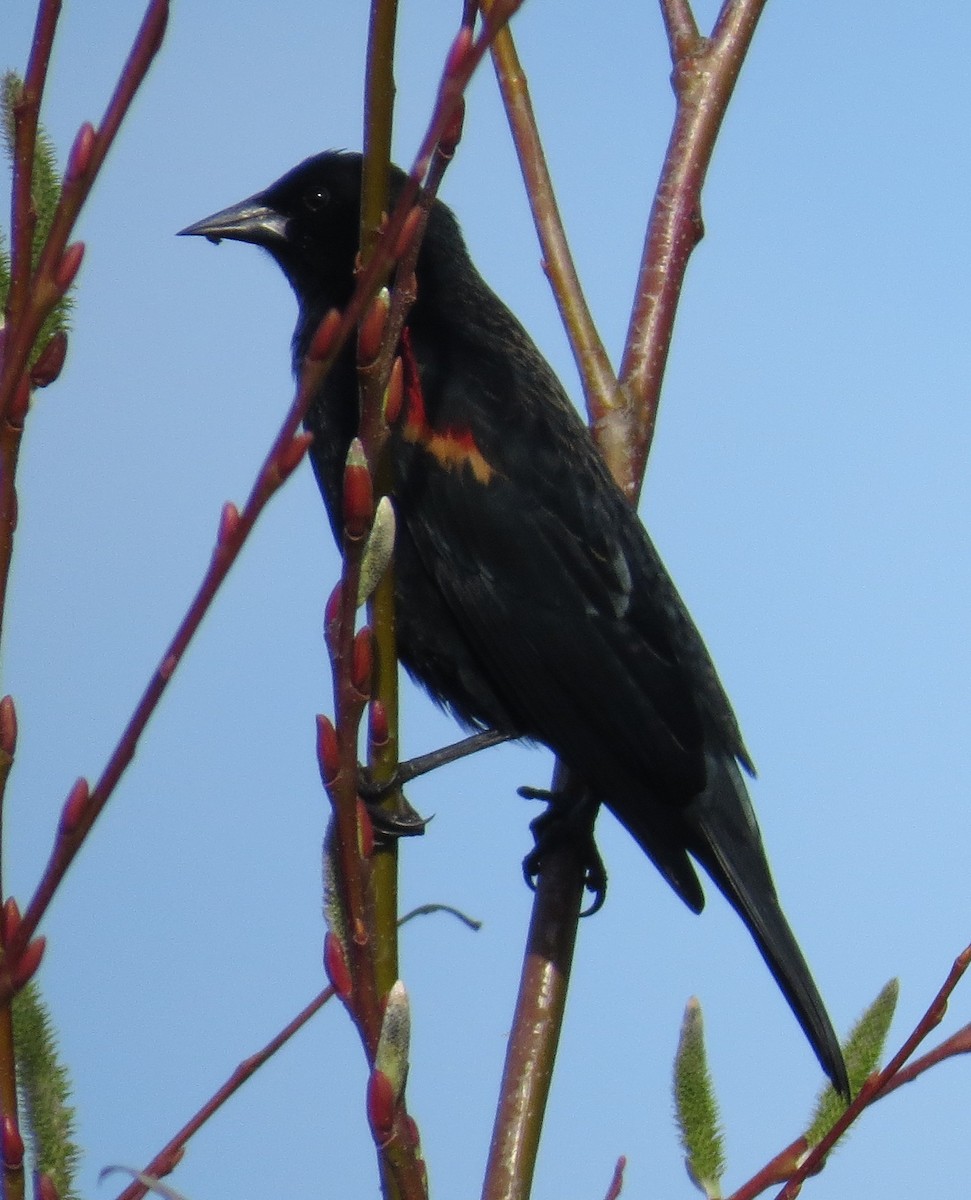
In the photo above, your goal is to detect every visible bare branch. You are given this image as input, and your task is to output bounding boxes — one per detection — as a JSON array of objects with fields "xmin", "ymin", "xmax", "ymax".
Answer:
[{"xmin": 486, "ymin": 19, "xmax": 623, "ymax": 434}]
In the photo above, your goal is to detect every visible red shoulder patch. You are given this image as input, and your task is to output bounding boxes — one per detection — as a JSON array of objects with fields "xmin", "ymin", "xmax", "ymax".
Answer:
[{"xmin": 398, "ymin": 329, "xmax": 494, "ymax": 485}]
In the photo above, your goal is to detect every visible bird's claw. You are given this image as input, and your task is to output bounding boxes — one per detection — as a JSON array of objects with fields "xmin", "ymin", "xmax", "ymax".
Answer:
[
  {"xmin": 519, "ymin": 786, "xmax": 608, "ymax": 916},
  {"xmin": 359, "ymin": 780, "xmax": 430, "ymax": 842}
]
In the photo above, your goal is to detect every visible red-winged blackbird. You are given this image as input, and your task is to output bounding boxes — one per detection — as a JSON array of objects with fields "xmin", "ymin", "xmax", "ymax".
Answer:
[{"xmin": 181, "ymin": 151, "xmax": 848, "ymax": 1096}]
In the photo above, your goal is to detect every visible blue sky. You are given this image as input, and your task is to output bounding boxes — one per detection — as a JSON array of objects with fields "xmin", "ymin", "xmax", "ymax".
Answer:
[{"xmin": 3, "ymin": 3, "xmax": 970, "ymax": 1198}]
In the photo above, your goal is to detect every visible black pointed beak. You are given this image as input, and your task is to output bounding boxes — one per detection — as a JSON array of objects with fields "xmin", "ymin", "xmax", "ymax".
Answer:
[{"xmin": 178, "ymin": 196, "xmax": 288, "ymax": 247}]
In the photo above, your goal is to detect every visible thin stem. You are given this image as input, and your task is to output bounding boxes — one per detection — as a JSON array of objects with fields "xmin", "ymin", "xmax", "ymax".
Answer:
[
  {"xmin": 3, "ymin": 439, "xmax": 312, "ymax": 973},
  {"xmin": 332, "ymin": 520, "xmax": 382, "ymax": 1050},
  {"xmin": 713, "ymin": 986, "xmax": 971, "ymax": 1197},
  {"xmin": 110, "ymin": 900, "xmax": 484, "ymax": 1200},
  {"xmin": 617, "ymin": 0, "xmax": 768, "ymax": 500},
  {"xmin": 360, "ymin": 0, "xmax": 403, "ymax": 1032},
  {"xmin": 659, "ymin": 0, "xmax": 700, "ymax": 60},
  {"xmin": 358, "ymin": 108, "xmax": 466, "ymax": 1011},
  {"xmin": 0, "ymin": 0, "xmax": 169, "ymax": 417},
  {"xmin": 772, "ymin": 944, "xmax": 971, "ymax": 1200},
  {"xmin": 0, "ymin": 416, "xmax": 24, "ymax": 666},
  {"xmin": 5, "ymin": 0, "xmax": 62, "ymax": 335},
  {"xmin": 486, "ymin": 17, "xmax": 622, "ymax": 433},
  {"xmin": 361, "ymin": 0, "xmax": 399, "ymax": 260},
  {"xmin": 602, "ymin": 1158, "xmax": 627, "ymax": 1200},
  {"xmin": 113, "ymin": 988, "xmax": 334, "ymax": 1200},
  {"xmin": 877, "ymin": 1021, "xmax": 971, "ymax": 1095}
]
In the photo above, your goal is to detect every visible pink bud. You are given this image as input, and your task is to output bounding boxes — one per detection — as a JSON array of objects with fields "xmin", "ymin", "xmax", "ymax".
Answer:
[
  {"xmin": 342, "ymin": 439, "xmax": 373, "ymax": 539},
  {"xmin": 358, "ymin": 288, "xmax": 390, "ymax": 363},
  {"xmin": 55, "ymin": 242, "xmax": 85, "ymax": 292},
  {"xmin": 323, "ymin": 930, "xmax": 352, "ymax": 1001},
  {"xmin": 276, "ymin": 432, "xmax": 313, "ymax": 481},
  {"xmin": 1, "ymin": 898, "xmax": 21, "ymax": 948},
  {"xmin": 316, "ymin": 715, "xmax": 340, "ymax": 787},
  {"xmin": 352, "ymin": 627, "xmax": 373, "ymax": 695},
  {"xmin": 158, "ymin": 654, "xmax": 178, "ymax": 681},
  {"xmin": 217, "ymin": 502, "xmax": 240, "ymax": 548},
  {"xmin": 0, "ymin": 695, "xmax": 18, "ymax": 757},
  {"xmin": 11, "ymin": 936, "xmax": 46, "ymax": 990},
  {"xmin": 36, "ymin": 1174, "xmax": 60, "ymax": 1200},
  {"xmin": 366, "ymin": 1068, "xmax": 396, "ymax": 1146},
  {"xmin": 1, "ymin": 1114, "xmax": 23, "ymax": 1169},
  {"xmin": 60, "ymin": 777, "xmax": 89, "ymax": 835},
  {"xmin": 402, "ymin": 1114, "xmax": 422, "ymax": 1150},
  {"xmin": 440, "ymin": 97, "xmax": 466, "ymax": 158},
  {"xmin": 7, "ymin": 373, "xmax": 30, "ymax": 427},
  {"xmin": 368, "ymin": 700, "xmax": 389, "ymax": 748},
  {"xmin": 324, "ymin": 583, "xmax": 343, "ymax": 655},
  {"xmin": 29, "ymin": 330, "xmax": 68, "ymax": 388},
  {"xmin": 66, "ymin": 122, "xmax": 96, "ymax": 183},
  {"xmin": 308, "ymin": 308, "xmax": 343, "ymax": 361}
]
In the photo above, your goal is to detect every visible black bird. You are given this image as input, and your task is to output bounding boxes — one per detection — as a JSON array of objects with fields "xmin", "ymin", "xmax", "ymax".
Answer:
[{"xmin": 180, "ymin": 151, "xmax": 848, "ymax": 1096}]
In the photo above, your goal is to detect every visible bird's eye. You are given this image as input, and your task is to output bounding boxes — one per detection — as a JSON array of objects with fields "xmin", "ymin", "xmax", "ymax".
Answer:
[{"xmin": 304, "ymin": 187, "xmax": 330, "ymax": 213}]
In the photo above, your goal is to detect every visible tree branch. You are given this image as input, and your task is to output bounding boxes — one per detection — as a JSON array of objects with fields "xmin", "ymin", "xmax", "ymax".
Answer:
[
  {"xmin": 618, "ymin": 0, "xmax": 769, "ymax": 500},
  {"xmin": 480, "ymin": 2, "xmax": 774, "ymax": 1194}
]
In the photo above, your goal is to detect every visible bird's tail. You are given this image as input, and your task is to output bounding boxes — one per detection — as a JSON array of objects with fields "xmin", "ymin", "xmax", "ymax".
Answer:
[{"xmin": 683, "ymin": 753, "xmax": 849, "ymax": 1098}]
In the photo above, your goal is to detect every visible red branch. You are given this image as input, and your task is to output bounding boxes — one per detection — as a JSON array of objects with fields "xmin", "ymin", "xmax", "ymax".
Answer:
[
  {"xmin": 113, "ymin": 989, "xmax": 334, "ymax": 1200},
  {"xmin": 772, "ymin": 943, "xmax": 971, "ymax": 1200},
  {"xmin": 0, "ymin": 0, "xmax": 170, "ymax": 417},
  {"xmin": 6, "ymin": 0, "xmax": 62, "ymax": 329}
]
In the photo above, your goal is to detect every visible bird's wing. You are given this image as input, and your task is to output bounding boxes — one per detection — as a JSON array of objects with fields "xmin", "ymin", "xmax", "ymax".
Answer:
[{"xmin": 399, "ymin": 434, "xmax": 712, "ymax": 905}]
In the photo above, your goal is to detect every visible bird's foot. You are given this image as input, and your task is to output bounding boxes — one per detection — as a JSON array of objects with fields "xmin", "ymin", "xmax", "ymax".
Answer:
[
  {"xmin": 519, "ymin": 786, "xmax": 607, "ymax": 915},
  {"xmin": 359, "ymin": 784, "xmax": 430, "ymax": 841}
]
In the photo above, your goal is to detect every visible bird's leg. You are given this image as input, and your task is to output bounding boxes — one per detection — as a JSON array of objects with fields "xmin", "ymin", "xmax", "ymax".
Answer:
[
  {"xmin": 519, "ymin": 785, "xmax": 608, "ymax": 915},
  {"xmin": 358, "ymin": 729, "xmax": 513, "ymax": 841},
  {"xmin": 359, "ymin": 728, "xmax": 512, "ymax": 800}
]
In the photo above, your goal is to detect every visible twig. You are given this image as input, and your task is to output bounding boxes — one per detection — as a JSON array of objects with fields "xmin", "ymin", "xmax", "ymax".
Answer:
[
  {"xmin": 0, "ymin": 0, "xmax": 169, "ymax": 417},
  {"xmin": 0, "ymin": 5, "xmax": 168, "ymax": 1180},
  {"xmin": 658, "ymin": 0, "xmax": 700, "ymax": 58},
  {"xmin": 111, "ymin": 894, "xmax": 485, "ymax": 1200},
  {"xmin": 877, "ymin": 1020, "xmax": 971, "ymax": 1095},
  {"xmin": 726, "ymin": 1001, "xmax": 971, "ymax": 1199},
  {"xmin": 113, "ymin": 989, "xmax": 335, "ymax": 1200},
  {"xmin": 359, "ymin": 0, "xmax": 404, "ymax": 1028},
  {"xmin": 602, "ymin": 1157, "xmax": 627, "ymax": 1200},
  {"xmin": 0, "ymin": 0, "xmax": 169, "ymax": 716},
  {"xmin": 6, "ymin": 0, "xmax": 61, "ymax": 332},
  {"xmin": 750, "ymin": 1019, "xmax": 971, "ymax": 1200},
  {"xmin": 771, "ymin": 942, "xmax": 971, "ymax": 1200},
  {"xmin": 485, "ymin": 15, "xmax": 623, "ymax": 438},
  {"xmin": 618, "ymin": 0, "xmax": 769, "ymax": 499},
  {"xmin": 728, "ymin": 950, "xmax": 971, "ymax": 1200}
]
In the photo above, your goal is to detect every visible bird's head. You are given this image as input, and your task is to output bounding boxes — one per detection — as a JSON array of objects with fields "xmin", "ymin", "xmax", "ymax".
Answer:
[{"xmin": 179, "ymin": 151, "xmax": 374, "ymax": 310}]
